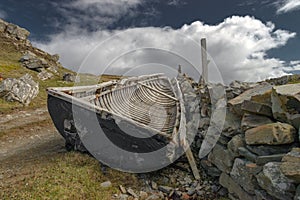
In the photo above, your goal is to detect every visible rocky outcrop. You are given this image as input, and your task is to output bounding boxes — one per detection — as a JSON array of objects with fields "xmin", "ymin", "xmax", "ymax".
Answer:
[
  {"xmin": 0, "ymin": 19, "xmax": 30, "ymax": 42},
  {"xmin": 0, "ymin": 74, "xmax": 39, "ymax": 105}
]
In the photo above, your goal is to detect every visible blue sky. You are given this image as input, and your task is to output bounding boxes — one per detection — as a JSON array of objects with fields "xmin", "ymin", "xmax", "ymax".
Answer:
[{"xmin": 1, "ymin": 0, "xmax": 300, "ymax": 83}]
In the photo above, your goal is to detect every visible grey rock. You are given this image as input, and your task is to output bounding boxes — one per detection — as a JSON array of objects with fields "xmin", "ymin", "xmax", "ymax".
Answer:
[
  {"xmin": 295, "ymin": 185, "xmax": 300, "ymax": 200},
  {"xmin": 6, "ymin": 23, "xmax": 30, "ymax": 40},
  {"xmin": 256, "ymin": 154, "xmax": 285, "ymax": 165},
  {"xmin": 271, "ymin": 83, "xmax": 300, "ymax": 123},
  {"xmin": 145, "ymin": 194, "xmax": 160, "ymax": 200},
  {"xmin": 37, "ymin": 69, "xmax": 53, "ymax": 81},
  {"xmin": 187, "ymin": 187, "xmax": 196, "ymax": 196},
  {"xmin": 246, "ymin": 144, "xmax": 295, "ymax": 156},
  {"xmin": 100, "ymin": 181, "xmax": 112, "ymax": 188},
  {"xmin": 238, "ymin": 147, "xmax": 258, "ymax": 163},
  {"xmin": 52, "ymin": 54, "xmax": 60, "ymax": 62},
  {"xmin": 200, "ymin": 159, "xmax": 222, "ymax": 177},
  {"xmin": 241, "ymin": 100, "xmax": 273, "ymax": 117},
  {"xmin": 158, "ymin": 185, "xmax": 173, "ymax": 194},
  {"xmin": 119, "ymin": 194, "xmax": 129, "ymax": 200},
  {"xmin": 218, "ymin": 135, "xmax": 231, "ymax": 145},
  {"xmin": 139, "ymin": 191, "xmax": 148, "ymax": 200},
  {"xmin": 254, "ymin": 189, "xmax": 273, "ymax": 200},
  {"xmin": 228, "ymin": 83, "xmax": 272, "ymax": 116},
  {"xmin": 219, "ymin": 172, "xmax": 255, "ymax": 200},
  {"xmin": 0, "ymin": 74, "xmax": 39, "ymax": 106},
  {"xmin": 208, "ymin": 144, "xmax": 234, "ymax": 173},
  {"xmin": 256, "ymin": 162, "xmax": 295, "ymax": 200},
  {"xmin": 222, "ymin": 108, "xmax": 241, "ymax": 137},
  {"xmin": 63, "ymin": 73, "xmax": 75, "ymax": 82},
  {"xmin": 119, "ymin": 185, "xmax": 127, "ymax": 194},
  {"xmin": 241, "ymin": 113, "xmax": 273, "ymax": 131},
  {"xmin": 281, "ymin": 148, "xmax": 300, "ymax": 183},
  {"xmin": 127, "ymin": 188, "xmax": 138, "ymax": 198},
  {"xmin": 151, "ymin": 181, "xmax": 158, "ymax": 190},
  {"xmin": 227, "ymin": 134, "xmax": 245, "ymax": 157},
  {"xmin": 230, "ymin": 158, "xmax": 259, "ymax": 194}
]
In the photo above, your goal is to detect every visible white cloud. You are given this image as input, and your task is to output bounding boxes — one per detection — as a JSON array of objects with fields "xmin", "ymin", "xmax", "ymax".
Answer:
[
  {"xmin": 276, "ymin": 0, "xmax": 300, "ymax": 14},
  {"xmin": 34, "ymin": 16, "xmax": 296, "ymax": 84},
  {"xmin": 283, "ymin": 60, "xmax": 300, "ymax": 72},
  {"xmin": 0, "ymin": 9, "xmax": 7, "ymax": 19},
  {"xmin": 52, "ymin": 0, "xmax": 144, "ymax": 29},
  {"xmin": 167, "ymin": 0, "xmax": 187, "ymax": 6}
]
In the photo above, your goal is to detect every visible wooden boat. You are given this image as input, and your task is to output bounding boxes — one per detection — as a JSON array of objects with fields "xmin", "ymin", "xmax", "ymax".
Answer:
[{"xmin": 47, "ymin": 73, "xmax": 201, "ymax": 176}]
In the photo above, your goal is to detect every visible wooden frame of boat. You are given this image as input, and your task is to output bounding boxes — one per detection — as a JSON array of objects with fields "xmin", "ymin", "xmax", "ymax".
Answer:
[{"xmin": 47, "ymin": 73, "xmax": 199, "ymax": 178}]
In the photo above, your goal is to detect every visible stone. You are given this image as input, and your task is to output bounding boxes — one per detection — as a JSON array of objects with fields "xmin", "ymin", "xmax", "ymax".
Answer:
[
  {"xmin": 295, "ymin": 185, "xmax": 300, "ymax": 200},
  {"xmin": 241, "ymin": 100, "xmax": 273, "ymax": 117},
  {"xmin": 0, "ymin": 19, "xmax": 6, "ymax": 32},
  {"xmin": 37, "ymin": 69, "xmax": 53, "ymax": 81},
  {"xmin": 238, "ymin": 147, "xmax": 258, "ymax": 163},
  {"xmin": 271, "ymin": 83, "xmax": 300, "ymax": 123},
  {"xmin": 245, "ymin": 122, "xmax": 296, "ymax": 145},
  {"xmin": 241, "ymin": 113, "xmax": 273, "ymax": 131},
  {"xmin": 200, "ymin": 159, "xmax": 222, "ymax": 177},
  {"xmin": 100, "ymin": 181, "xmax": 112, "ymax": 188},
  {"xmin": 5, "ymin": 23, "xmax": 30, "ymax": 40},
  {"xmin": 119, "ymin": 185, "xmax": 127, "ymax": 194},
  {"xmin": 208, "ymin": 144, "xmax": 234, "ymax": 173},
  {"xmin": 256, "ymin": 154, "xmax": 285, "ymax": 165},
  {"xmin": 227, "ymin": 134, "xmax": 245, "ymax": 157},
  {"xmin": 151, "ymin": 181, "xmax": 158, "ymax": 190},
  {"xmin": 145, "ymin": 194, "xmax": 160, "ymax": 200},
  {"xmin": 139, "ymin": 191, "xmax": 148, "ymax": 200},
  {"xmin": 127, "ymin": 188, "xmax": 138, "ymax": 198},
  {"xmin": 0, "ymin": 74, "xmax": 39, "ymax": 106},
  {"xmin": 158, "ymin": 185, "xmax": 173, "ymax": 194},
  {"xmin": 246, "ymin": 144, "xmax": 295, "ymax": 156},
  {"xmin": 52, "ymin": 54, "xmax": 60, "ymax": 62},
  {"xmin": 230, "ymin": 158, "xmax": 259, "ymax": 194},
  {"xmin": 222, "ymin": 108, "xmax": 241, "ymax": 137},
  {"xmin": 291, "ymin": 114, "xmax": 300, "ymax": 131},
  {"xmin": 281, "ymin": 148, "xmax": 300, "ymax": 183},
  {"xmin": 256, "ymin": 162, "xmax": 295, "ymax": 200},
  {"xmin": 63, "ymin": 73, "xmax": 75, "ymax": 82},
  {"xmin": 219, "ymin": 173, "xmax": 255, "ymax": 200},
  {"xmin": 228, "ymin": 83, "xmax": 272, "ymax": 115},
  {"xmin": 187, "ymin": 188, "xmax": 196, "ymax": 196},
  {"xmin": 119, "ymin": 194, "xmax": 129, "ymax": 200},
  {"xmin": 254, "ymin": 190, "xmax": 273, "ymax": 200}
]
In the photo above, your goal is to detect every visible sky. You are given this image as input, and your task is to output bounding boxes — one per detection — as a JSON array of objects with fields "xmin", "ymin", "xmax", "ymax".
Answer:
[{"xmin": 1, "ymin": 0, "xmax": 300, "ymax": 83}]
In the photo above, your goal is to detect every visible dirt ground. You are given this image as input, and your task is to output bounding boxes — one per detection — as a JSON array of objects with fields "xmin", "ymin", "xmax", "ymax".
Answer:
[{"xmin": 0, "ymin": 107, "xmax": 66, "ymax": 187}]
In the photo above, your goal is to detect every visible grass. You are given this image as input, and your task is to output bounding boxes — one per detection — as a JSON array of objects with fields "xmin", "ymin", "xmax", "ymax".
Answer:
[
  {"xmin": 0, "ymin": 33, "xmax": 121, "ymax": 114},
  {"xmin": 0, "ymin": 152, "xmax": 140, "ymax": 200}
]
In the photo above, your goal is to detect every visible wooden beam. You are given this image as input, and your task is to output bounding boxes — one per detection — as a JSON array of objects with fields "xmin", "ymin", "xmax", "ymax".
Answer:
[{"xmin": 185, "ymin": 147, "xmax": 201, "ymax": 180}]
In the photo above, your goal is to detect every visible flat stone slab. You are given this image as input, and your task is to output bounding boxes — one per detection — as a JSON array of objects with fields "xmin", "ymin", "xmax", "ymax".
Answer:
[{"xmin": 245, "ymin": 122, "xmax": 296, "ymax": 145}]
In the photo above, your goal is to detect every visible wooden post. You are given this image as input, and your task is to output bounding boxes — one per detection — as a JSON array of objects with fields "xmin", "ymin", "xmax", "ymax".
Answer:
[
  {"xmin": 200, "ymin": 38, "xmax": 208, "ymax": 84},
  {"xmin": 185, "ymin": 147, "xmax": 201, "ymax": 180}
]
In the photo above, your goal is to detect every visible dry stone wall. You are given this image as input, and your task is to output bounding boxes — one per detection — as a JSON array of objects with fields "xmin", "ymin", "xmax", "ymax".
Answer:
[{"xmin": 194, "ymin": 76, "xmax": 300, "ymax": 200}]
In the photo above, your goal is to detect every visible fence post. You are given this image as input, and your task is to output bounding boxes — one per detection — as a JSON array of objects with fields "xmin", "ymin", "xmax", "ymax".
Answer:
[{"xmin": 200, "ymin": 38, "xmax": 208, "ymax": 84}]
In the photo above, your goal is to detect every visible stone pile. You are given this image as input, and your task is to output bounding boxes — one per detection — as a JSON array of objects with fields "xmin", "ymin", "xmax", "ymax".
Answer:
[
  {"xmin": 196, "ymin": 78, "xmax": 300, "ymax": 200},
  {"xmin": 112, "ymin": 166, "xmax": 225, "ymax": 200},
  {"xmin": 0, "ymin": 73, "xmax": 39, "ymax": 106}
]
